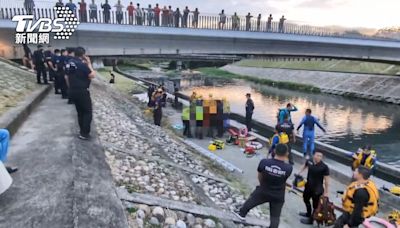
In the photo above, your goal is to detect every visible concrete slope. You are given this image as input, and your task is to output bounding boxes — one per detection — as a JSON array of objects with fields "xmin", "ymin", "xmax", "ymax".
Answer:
[
  {"xmin": 223, "ymin": 65, "xmax": 400, "ymax": 104},
  {"xmin": 0, "ymin": 93, "xmax": 128, "ymax": 228}
]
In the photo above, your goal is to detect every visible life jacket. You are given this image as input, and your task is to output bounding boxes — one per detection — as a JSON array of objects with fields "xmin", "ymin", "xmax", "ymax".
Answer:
[
  {"xmin": 342, "ymin": 180, "xmax": 379, "ymax": 218},
  {"xmin": 182, "ymin": 107, "xmax": 190, "ymax": 121},
  {"xmin": 352, "ymin": 151, "xmax": 376, "ymax": 170},
  {"xmin": 270, "ymin": 132, "xmax": 289, "ymax": 145},
  {"xmin": 313, "ymin": 196, "xmax": 336, "ymax": 226}
]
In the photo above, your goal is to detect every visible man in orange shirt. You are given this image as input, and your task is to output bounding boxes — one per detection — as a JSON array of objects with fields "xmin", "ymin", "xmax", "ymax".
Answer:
[{"xmin": 127, "ymin": 2, "xmax": 135, "ymax": 25}]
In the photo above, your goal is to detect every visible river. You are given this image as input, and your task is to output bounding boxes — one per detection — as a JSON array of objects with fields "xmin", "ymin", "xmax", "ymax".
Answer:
[{"xmin": 178, "ymin": 76, "xmax": 400, "ymax": 167}]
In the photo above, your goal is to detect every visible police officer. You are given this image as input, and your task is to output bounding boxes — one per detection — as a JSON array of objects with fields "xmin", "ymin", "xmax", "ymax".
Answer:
[
  {"xmin": 65, "ymin": 47, "xmax": 75, "ymax": 104},
  {"xmin": 234, "ymin": 144, "xmax": 293, "ymax": 228},
  {"xmin": 32, "ymin": 45, "xmax": 48, "ymax": 84},
  {"xmin": 44, "ymin": 45, "xmax": 55, "ymax": 82},
  {"xmin": 59, "ymin": 49, "xmax": 69, "ymax": 99},
  {"xmin": 334, "ymin": 166, "xmax": 379, "ymax": 228},
  {"xmin": 298, "ymin": 151, "xmax": 330, "ymax": 224},
  {"xmin": 52, "ymin": 49, "xmax": 62, "ymax": 95},
  {"xmin": 65, "ymin": 47, "xmax": 95, "ymax": 140}
]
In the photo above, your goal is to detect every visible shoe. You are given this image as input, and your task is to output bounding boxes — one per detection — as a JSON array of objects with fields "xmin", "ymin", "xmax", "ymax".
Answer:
[
  {"xmin": 78, "ymin": 135, "xmax": 90, "ymax": 140},
  {"xmin": 6, "ymin": 166, "xmax": 18, "ymax": 174},
  {"xmin": 300, "ymin": 217, "xmax": 313, "ymax": 225},
  {"xmin": 232, "ymin": 211, "xmax": 246, "ymax": 221},
  {"xmin": 298, "ymin": 212, "xmax": 309, "ymax": 217},
  {"xmin": 68, "ymin": 100, "xmax": 74, "ymax": 104}
]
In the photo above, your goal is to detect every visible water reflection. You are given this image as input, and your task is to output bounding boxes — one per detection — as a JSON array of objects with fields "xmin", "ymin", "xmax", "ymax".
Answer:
[{"xmin": 180, "ymin": 77, "xmax": 400, "ymax": 166}]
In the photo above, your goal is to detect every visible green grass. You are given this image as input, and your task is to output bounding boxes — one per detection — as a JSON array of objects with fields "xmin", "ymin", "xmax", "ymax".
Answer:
[
  {"xmin": 97, "ymin": 67, "xmax": 146, "ymax": 95},
  {"xmin": 197, "ymin": 67, "xmax": 320, "ymax": 93},
  {"xmin": 236, "ymin": 59, "xmax": 400, "ymax": 75}
]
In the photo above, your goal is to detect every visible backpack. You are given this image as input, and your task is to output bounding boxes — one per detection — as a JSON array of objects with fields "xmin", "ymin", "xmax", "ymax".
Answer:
[
  {"xmin": 313, "ymin": 196, "xmax": 336, "ymax": 226},
  {"xmin": 270, "ymin": 132, "xmax": 289, "ymax": 145}
]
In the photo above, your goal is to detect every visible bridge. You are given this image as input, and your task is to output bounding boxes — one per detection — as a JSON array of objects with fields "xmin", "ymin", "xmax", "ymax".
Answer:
[{"xmin": 1, "ymin": 7, "xmax": 400, "ymax": 62}]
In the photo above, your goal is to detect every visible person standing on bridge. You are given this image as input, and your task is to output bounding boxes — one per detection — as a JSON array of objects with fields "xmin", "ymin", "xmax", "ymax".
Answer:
[
  {"xmin": 126, "ymin": 2, "xmax": 135, "ymax": 25},
  {"xmin": 78, "ymin": 0, "xmax": 88, "ymax": 23},
  {"xmin": 182, "ymin": 6, "xmax": 190, "ymax": 28},
  {"xmin": 245, "ymin": 13, "xmax": 253, "ymax": 31},
  {"xmin": 267, "ymin": 14, "xmax": 273, "ymax": 32},
  {"xmin": 161, "ymin": 6, "xmax": 168, "ymax": 26},
  {"xmin": 278, "ymin": 15, "xmax": 286, "ymax": 33},
  {"xmin": 297, "ymin": 151, "xmax": 330, "ymax": 225},
  {"xmin": 114, "ymin": 0, "xmax": 124, "ymax": 24},
  {"xmin": 256, "ymin": 14, "xmax": 261, "ymax": 31},
  {"xmin": 55, "ymin": 0, "xmax": 64, "ymax": 8},
  {"xmin": 66, "ymin": 0, "xmax": 77, "ymax": 16},
  {"xmin": 173, "ymin": 8, "xmax": 182, "ymax": 28},
  {"xmin": 146, "ymin": 4, "xmax": 154, "ymax": 26},
  {"xmin": 89, "ymin": 0, "xmax": 98, "ymax": 23},
  {"xmin": 65, "ymin": 47, "xmax": 96, "ymax": 140},
  {"xmin": 232, "ymin": 12, "xmax": 239, "ymax": 30},
  {"xmin": 153, "ymin": 4, "xmax": 161, "ymax": 26},
  {"xmin": 192, "ymin": 8, "xmax": 200, "ymax": 28},
  {"xmin": 245, "ymin": 93, "xmax": 255, "ymax": 132},
  {"xmin": 218, "ymin": 10, "xmax": 227, "ymax": 29},
  {"xmin": 234, "ymin": 144, "xmax": 293, "ymax": 228},
  {"xmin": 297, "ymin": 108, "xmax": 326, "ymax": 158},
  {"xmin": 168, "ymin": 6, "xmax": 174, "ymax": 27},
  {"xmin": 24, "ymin": 0, "xmax": 35, "ymax": 15},
  {"xmin": 135, "ymin": 4, "xmax": 143, "ymax": 25},
  {"xmin": 101, "ymin": 0, "xmax": 111, "ymax": 23}
]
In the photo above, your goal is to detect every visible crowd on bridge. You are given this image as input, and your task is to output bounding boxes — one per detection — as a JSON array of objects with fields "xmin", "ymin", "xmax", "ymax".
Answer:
[{"xmin": 20, "ymin": 0, "xmax": 288, "ymax": 32}]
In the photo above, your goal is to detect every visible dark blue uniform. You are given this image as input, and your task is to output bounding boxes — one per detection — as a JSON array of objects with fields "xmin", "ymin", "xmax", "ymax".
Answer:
[
  {"xmin": 239, "ymin": 158, "xmax": 293, "ymax": 228},
  {"xmin": 54, "ymin": 55, "xmax": 68, "ymax": 98},
  {"xmin": 32, "ymin": 49, "xmax": 47, "ymax": 84},
  {"xmin": 66, "ymin": 57, "xmax": 92, "ymax": 137},
  {"xmin": 44, "ymin": 50, "xmax": 55, "ymax": 82}
]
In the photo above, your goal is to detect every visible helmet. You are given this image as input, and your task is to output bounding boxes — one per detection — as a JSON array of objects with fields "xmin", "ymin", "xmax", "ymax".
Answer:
[{"xmin": 293, "ymin": 174, "xmax": 306, "ymax": 188}]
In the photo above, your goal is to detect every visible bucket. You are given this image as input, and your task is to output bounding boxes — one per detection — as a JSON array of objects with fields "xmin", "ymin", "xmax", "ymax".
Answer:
[{"xmin": 0, "ymin": 161, "xmax": 12, "ymax": 195}]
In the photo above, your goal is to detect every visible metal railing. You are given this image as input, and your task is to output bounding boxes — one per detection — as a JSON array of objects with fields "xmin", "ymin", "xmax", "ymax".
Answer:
[{"xmin": 0, "ymin": 6, "xmax": 397, "ymax": 41}]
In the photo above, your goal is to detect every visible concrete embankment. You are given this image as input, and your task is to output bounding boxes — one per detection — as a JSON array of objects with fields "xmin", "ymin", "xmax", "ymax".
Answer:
[{"xmin": 222, "ymin": 65, "xmax": 400, "ymax": 104}]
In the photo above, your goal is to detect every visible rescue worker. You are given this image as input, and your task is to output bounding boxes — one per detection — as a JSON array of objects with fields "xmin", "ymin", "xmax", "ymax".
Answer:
[
  {"xmin": 65, "ymin": 47, "xmax": 95, "ymax": 140},
  {"xmin": 278, "ymin": 103, "xmax": 298, "ymax": 124},
  {"xmin": 195, "ymin": 98, "xmax": 203, "ymax": 139},
  {"xmin": 245, "ymin": 93, "xmax": 255, "ymax": 132},
  {"xmin": 269, "ymin": 125, "xmax": 289, "ymax": 158},
  {"xmin": 297, "ymin": 108, "xmax": 326, "ymax": 158},
  {"xmin": 277, "ymin": 114, "xmax": 296, "ymax": 164},
  {"xmin": 297, "ymin": 151, "xmax": 330, "ymax": 224},
  {"xmin": 234, "ymin": 144, "xmax": 293, "ymax": 228},
  {"xmin": 32, "ymin": 45, "xmax": 48, "ymax": 84},
  {"xmin": 334, "ymin": 166, "xmax": 379, "ymax": 228},
  {"xmin": 351, "ymin": 145, "xmax": 377, "ymax": 171},
  {"xmin": 153, "ymin": 89, "xmax": 163, "ymax": 126},
  {"xmin": 182, "ymin": 105, "xmax": 192, "ymax": 138},
  {"xmin": 190, "ymin": 91, "xmax": 197, "ymax": 102}
]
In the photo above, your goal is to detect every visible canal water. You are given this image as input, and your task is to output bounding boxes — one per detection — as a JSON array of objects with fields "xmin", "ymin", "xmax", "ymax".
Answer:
[{"xmin": 179, "ymin": 76, "xmax": 400, "ymax": 167}]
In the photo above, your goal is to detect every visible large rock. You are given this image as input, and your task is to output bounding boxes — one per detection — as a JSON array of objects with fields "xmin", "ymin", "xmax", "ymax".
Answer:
[
  {"xmin": 164, "ymin": 217, "xmax": 176, "ymax": 225},
  {"xmin": 138, "ymin": 204, "xmax": 151, "ymax": 216},
  {"xmin": 136, "ymin": 209, "xmax": 146, "ymax": 219},
  {"xmin": 186, "ymin": 213, "xmax": 195, "ymax": 225},
  {"xmin": 204, "ymin": 219, "xmax": 216, "ymax": 228},
  {"xmin": 149, "ymin": 217, "xmax": 159, "ymax": 225},
  {"xmin": 152, "ymin": 206, "xmax": 165, "ymax": 222},
  {"xmin": 176, "ymin": 220, "xmax": 187, "ymax": 228}
]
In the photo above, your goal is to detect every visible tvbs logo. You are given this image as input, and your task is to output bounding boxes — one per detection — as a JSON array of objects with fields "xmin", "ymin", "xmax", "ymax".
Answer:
[{"xmin": 12, "ymin": 7, "xmax": 80, "ymax": 45}]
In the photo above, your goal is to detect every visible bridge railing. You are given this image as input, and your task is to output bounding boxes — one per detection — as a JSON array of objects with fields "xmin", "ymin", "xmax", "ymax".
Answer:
[{"xmin": 0, "ymin": 6, "xmax": 397, "ymax": 41}]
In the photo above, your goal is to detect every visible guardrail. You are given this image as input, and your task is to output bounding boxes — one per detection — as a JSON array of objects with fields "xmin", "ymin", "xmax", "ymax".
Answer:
[{"xmin": 0, "ymin": 6, "xmax": 397, "ymax": 42}]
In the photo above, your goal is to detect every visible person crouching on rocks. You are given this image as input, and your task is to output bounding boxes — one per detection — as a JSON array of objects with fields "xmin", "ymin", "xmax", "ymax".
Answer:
[{"xmin": 153, "ymin": 89, "xmax": 163, "ymax": 126}]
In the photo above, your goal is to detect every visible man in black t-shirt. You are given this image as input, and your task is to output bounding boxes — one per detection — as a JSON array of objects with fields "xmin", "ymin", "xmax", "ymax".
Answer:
[
  {"xmin": 298, "ymin": 151, "xmax": 330, "ymax": 224},
  {"xmin": 277, "ymin": 114, "xmax": 296, "ymax": 164},
  {"xmin": 32, "ymin": 45, "xmax": 48, "ymax": 84},
  {"xmin": 234, "ymin": 144, "xmax": 293, "ymax": 228},
  {"xmin": 66, "ymin": 47, "xmax": 95, "ymax": 140}
]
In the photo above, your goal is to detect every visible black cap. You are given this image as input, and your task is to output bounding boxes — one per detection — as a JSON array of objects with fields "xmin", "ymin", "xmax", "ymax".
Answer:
[{"xmin": 246, "ymin": 93, "xmax": 251, "ymax": 97}]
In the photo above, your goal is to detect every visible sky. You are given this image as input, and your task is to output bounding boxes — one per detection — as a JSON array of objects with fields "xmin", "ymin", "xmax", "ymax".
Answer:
[{"xmin": 2, "ymin": 0, "xmax": 400, "ymax": 29}]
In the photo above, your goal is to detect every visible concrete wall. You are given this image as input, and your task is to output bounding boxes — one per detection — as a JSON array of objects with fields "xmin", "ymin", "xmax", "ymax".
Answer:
[
  {"xmin": 223, "ymin": 65, "xmax": 400, "ymax": 104},
  {"xmin": 1, "ymin": 20, "xmax": 400, "ymax": 62}
]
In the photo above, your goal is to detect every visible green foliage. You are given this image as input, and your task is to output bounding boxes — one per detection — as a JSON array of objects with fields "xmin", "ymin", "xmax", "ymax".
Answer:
[
  {"xmin": 127, "ymin": 207, "xmax": 138, "ymax": 214},
  {"xmin": 197, "ymin": 67, "xmax": 320, "ymax": 93}
]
